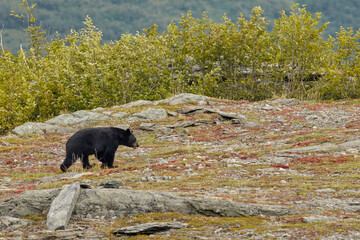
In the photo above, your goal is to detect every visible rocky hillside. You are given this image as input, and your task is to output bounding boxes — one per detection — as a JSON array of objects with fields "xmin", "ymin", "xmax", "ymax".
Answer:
[{"xmin": 0, "ymin": 94, "xmax": 359, "ymax": 239}]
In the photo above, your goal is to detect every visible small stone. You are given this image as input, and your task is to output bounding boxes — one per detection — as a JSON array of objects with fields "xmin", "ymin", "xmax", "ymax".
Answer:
[
  {"xmin": 102, "ymin": 111, "xmax": 113, "ymax": 116},
  {"xmin": 2, "ymin": 177, "xmax": 11, "ymax": 182},
  {"xmin": 268, "ymin": 98, "xmax": 300, "ymax": 105},
  {"xmin": 113, "ymin": 222, "xmax": 188, "ymax": 236},
  {"xmin": 306, "ymin": 115, "xmax": 319, "ymax": 121},
  {"xmin": 261, "ymin": 105, "xmax": 274, "ymax": 110},
  {"xmin": 274, "ymin": 117, "xmax": 287, "ymax": 123},
  {"xmin": 92, "ymin": 107, "xmax": 105, "ymax": 111},
  {"xmin": 303, "ymin": 216, "xmax": 339, "ymax": 223},
  {"xmin": 111, "ymin": 112, "xmax": 128, "ymax": 118},
  {"xmin": 156, "ymin": 93, "xmax": 208, "ymax": 105},
  {"xmin": 121, "ymin": 100, "xmax": 153, "ymax": 108},
  {"xmin": 167, "ymin": 111, "xmax": 178, "ymax": 117},
  {"xmin": 145, "ymin": 176, "xmax": 155, "ymax": 181},
  {"xmin": 346, "ymin": 148, "xmax": 359, "ymax": 154},
  {"xmin": 244, "ymin": 122, "xmax": 263, "ymax": 128},
  {"xmin": 231, "ymin": 119, "xmax": 244, "ymax": 124},
  {"xmin": 98, "ymin": 180, "xmax": 124, "ymax": 189},
  {"xmin": 115, "ymin": 124, "xmax": 130, "ymax": 130},
  {"xmin": 80, "ymin": 183, "xmax": 92, "ymax": 189},
  {"xmin": 316, "ymin": 188, "xmax": 336, "ymax": 193}
]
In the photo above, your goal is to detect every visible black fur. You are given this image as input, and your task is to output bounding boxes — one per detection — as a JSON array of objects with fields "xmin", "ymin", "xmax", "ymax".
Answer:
[{"xmin": 60, "ymin": 127, "xmax": 139, "ymax": 172}]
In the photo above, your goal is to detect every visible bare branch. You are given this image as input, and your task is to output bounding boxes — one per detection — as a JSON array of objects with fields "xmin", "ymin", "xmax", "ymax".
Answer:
[{"xmin": 0, "ymin": 24, "xmax": 5, "ymax": 54}]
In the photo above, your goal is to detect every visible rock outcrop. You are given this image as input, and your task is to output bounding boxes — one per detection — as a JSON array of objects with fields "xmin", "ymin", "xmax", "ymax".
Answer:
[
  {"xmin": 0, "ymin": 188, "xmax": 295, "ymax": 222},
  {"xmin": 11, "ymin": 94, "xmax": 212, "ymax": 136}
]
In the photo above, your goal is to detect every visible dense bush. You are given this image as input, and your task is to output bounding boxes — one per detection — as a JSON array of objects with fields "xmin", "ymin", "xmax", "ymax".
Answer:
[{"xmin": 0, "ymin": 3, "xmax": 359, "ymax": 134}]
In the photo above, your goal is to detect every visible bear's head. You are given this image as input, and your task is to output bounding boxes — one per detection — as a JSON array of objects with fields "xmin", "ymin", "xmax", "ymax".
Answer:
[{"xmin": 124, "ymin": 128, "xmax": 139, "ymax": 149}]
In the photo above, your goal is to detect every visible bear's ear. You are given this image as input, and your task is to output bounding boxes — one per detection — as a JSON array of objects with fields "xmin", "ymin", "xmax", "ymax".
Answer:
[{"xmin": 125, "ymin": 128, "xmax": 131, "ymax": 135}]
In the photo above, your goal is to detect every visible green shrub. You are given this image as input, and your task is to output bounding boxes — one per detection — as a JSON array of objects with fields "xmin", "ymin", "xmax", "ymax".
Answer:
[{"xmin": 1, "ymin": 3, "xmax": 360, "ymax": 134}]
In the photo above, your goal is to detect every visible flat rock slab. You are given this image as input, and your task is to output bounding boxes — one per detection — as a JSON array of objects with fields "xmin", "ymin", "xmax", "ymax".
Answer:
[
  {"xmin": 266, "ymin": 98, "xmax": 300, "ymax": 105},
  {"xmin": 156, "ymin": 93, "xmax": 209, "ymax": 105},
  {"xmin": 303, "ymin": 216, "xmax": 339, "ymax": 223},
  {"xmin": 128, "ymin": 108, "xmax": 167, "ymax": 121},
  {"xmin": 180, "ymin": 107, "xmax": 246, "ymax": 123},
  {"xmin": 277, "ymin": 139, "xmax": 360, "ymax": 154},
  {"xmin": 46, "ymin": 182, "xmax": 80, "ymax": 231},
  {"xmin": 0, "ymin": 189, "xmax": 61, "ymax": 217},
  {"xmin": 0, "ymin": 188, "xmax": 295, "ymax": 220},
  {"xmin": 12, "ymin": 122, "xmax": 75, "ymax": 135},
  {"xmin": 98, "ymin": 180, "xmax": 124, "ymax": 189},
  {"xmin": 74, "ymin": 189, "xmax": 295, "ymax": 219},
  {"xmin": 0, "ymin": 216, "xmax": 29, "ymax": 231},
  {"xmin": 113, "ymin": 222, "xmax": 188, "ymax": 236},
  {"xmin": 46, "ymin": 110, "xmax": 109, "ymax": 125},
  {"xmin": 121, "ymin": 100, "xmax": 154, "ymax": 108}
]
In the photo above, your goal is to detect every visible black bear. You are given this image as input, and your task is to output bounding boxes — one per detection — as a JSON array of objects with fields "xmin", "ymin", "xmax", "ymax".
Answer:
[{"xmin": 60, "ymin": 127, "xmax": 139, "ymax": 172}]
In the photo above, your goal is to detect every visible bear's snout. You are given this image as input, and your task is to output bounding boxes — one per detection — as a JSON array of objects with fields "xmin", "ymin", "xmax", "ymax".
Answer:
[{"xmin": 133, "ymin": 142, "xmax": 140, "ymax": 148}]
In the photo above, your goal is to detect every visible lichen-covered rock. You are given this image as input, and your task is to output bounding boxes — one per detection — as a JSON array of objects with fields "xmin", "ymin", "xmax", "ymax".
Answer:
[
  {"xmin": 12, "ymin": 122, "xmax": 75, "ymax": 135},
  {"xmin": 0, "ymin": 216, "xmax": 29, "ymax": 231},
  {"xmin": 128, "ymin": 108, "xmax": 167, "ymax": 121},
  {"xmin": 0, "ymin": 188, "xmax": 296, "ymax": 220},
  {"xmin": 46, "ymin": 110, "xmax": 109, "ymax": 125},
  {"xmin": 46, "ymin": 182, "xmax": 80, "ymax": 230},
  {"xmin": 156, "ymin": 93, "xmax": 209, "ymax": 105}
]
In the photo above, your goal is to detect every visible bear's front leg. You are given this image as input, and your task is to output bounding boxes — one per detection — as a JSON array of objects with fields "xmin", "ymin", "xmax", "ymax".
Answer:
[
  {"xmin": 81, "ymin": 155, "xmax": 95, "ymax": 169},
  {"xmin": 100, "ymin": 149, "xmax": 117, "ymax": 169}
]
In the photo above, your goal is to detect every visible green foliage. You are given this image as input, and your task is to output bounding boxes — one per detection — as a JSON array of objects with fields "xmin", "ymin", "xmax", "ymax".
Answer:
[
  {"xmin": 272, "ymin": 4, "xmax": 328, "ymax": 97},
  {"xmin": 10, "ymin": 0, "xmax": 46, "ymax": 56},
  {"xmin": 1, "ymin": 3, "xmax": 360, "ymax": 134}
]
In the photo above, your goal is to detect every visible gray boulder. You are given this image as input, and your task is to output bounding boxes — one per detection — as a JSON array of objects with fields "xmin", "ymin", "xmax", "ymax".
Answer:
[
  {"xmin": 267, "ymin": 98, "xmax": 300, "ymax": 105},
  {"xmin": 180, "ymin": 107, "xmax": 246, "ymax": 123},
  {"xmin": 0, "ymin": 189, "xmax": 60, "ymax": 217},
  {"xmin": 215, "ymin": 110, "xmax": 246, "ymax": 123},
  {"xmin": 0, "ymin": 188, "xmax": 295, "ymax": 220},
  {"xmin": 111, "ymin": 111, "xmax": 128, "ymax": 118},
  {"xmin": 46, "ymin": 110, "xmax": 109, "ymax": 125},
  {"xmin": 128, "ymin": 108, "xmax": 167, "ymax": 121},
  {"xmin": 121, "ymin": 100, "xmax": 153, "ymax": 108},
  {"xmin": 277, "ymin": 138, "xmax": 360, "ymax": 154},
  {"xmin": 12, "ymin": 122, "xmax": 75, "ymax": 135},
  {"xmin": 0, "ymin": 216, "xmax": 29, "ymax": 231},
  {"xmin": 156, "ymin": 93, "xmax": 209, "ymax": 105},
  {"xmin": 74, "ymin": 189, "xmax": 295, "ymax": 219},
  {"xmin": 303, "ymin": 216, "xmax": 339, "ymax": 223},
  {"xmin": 46, "ymin": 182, "xmax": 81, "ymax": 230},
  {"xmin": 139, "ymin": 123, "xmax": 168, "ymax": 131}
]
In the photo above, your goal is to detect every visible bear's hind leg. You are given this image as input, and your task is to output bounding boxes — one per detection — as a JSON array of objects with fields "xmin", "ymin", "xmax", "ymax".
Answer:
[{"xmin": 60, "ymin": 153, "xmax": 78, "ymax": 172}]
